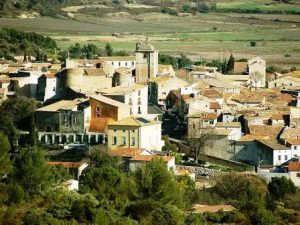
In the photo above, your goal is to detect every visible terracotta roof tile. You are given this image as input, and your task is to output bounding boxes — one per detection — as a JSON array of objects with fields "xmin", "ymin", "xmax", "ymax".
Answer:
[
  {"xmin": 285, "ymin": 139, "xmax": 300, "ymax": 145},
  {"xmin": 109, "ymin": 148, "xmax": 143, "ymax": 157},
  {"xmin": 130, "ymin": 155, "xmax": 174, "ymax": 162},
  {"xmin": 288, "ymin": 162, "xmax": 300, "ymax": 171}
]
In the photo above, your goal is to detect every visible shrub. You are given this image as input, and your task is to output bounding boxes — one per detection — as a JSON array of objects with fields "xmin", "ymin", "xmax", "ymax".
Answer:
[{"xmin": 250, "ymin": 41, "xmax": 257, "ymax": 47}]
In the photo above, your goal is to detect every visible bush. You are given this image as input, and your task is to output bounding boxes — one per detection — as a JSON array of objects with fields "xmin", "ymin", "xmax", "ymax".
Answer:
[
  {"xmin": 250, "ymin": 41, "xmax": 257, "ymax": 47},
  {"xmin": 161, "ymin": 7, "xmax": 178, "ymax": 16}
]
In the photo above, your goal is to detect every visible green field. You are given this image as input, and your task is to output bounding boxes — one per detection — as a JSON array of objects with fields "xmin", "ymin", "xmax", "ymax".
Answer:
[
  {"xmin": 0, "ymin": 10, "xmax": 299, "ymax": 68},
  {"xmin": 217, "ymin": 1, "xmax": 300, "ymax": 14}
]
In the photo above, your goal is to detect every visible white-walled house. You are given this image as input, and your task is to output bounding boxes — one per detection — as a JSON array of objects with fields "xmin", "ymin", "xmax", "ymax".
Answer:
[
  {"xmin": 215, "ymin": 122, "xmax": 242, "ymax": 141},
  {"xmin": 100, "ymin": 83, "xmax": 148, "ymax": 116},
  {"xmin": 285, "ymin": 139, "xmax": 300, "ymax": 158},
  {"xmin": 129, "ymin": 155, "xmax": 175, "ymax": 172},
  {"xmin": 268, "ymin": 76, "xmax": 300, "ymax": 89},
  {"xmin": 99, "ymin": 56, "xmax": 136, "ymax": 70},
  {"xmin": 288, "ymin": 162, "xmax": 300, "ymax": 188}
]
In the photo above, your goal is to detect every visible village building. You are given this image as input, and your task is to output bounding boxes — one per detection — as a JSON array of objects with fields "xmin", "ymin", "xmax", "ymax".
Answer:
[
  {"xmin": 107, "ymin": 116, "xmax": 164, "ymax": 151},
  {"xmin": 56, "ymin": 68, "xmax": 112, "ymax": 99},
  {"xmin": 35, "ymin": 98, "xmax": 103, "ymax": 144},
  {"xmin": 98, "ymin": 56, "xmax": 136, "ymax": 70},
  {"xmin": 248, "ymin": 56, "xmax": 266, "ymax": 88},
  {"xmin": 100, "ymin": 83, "xmax": 148, "ymax": 116},
  {"xmin": 288, "ymin": 162, "xmax": 300, "ymax": 187},
  {"xmin": 187, "ymin": 112, "xmax": 218, "ymax": 138},
  {"xmin": 129, "ymin": 155, "xmax": 175, "ymax": 172},
  {"xmin": 36, "ymin": 72, "xmax": 57, "ymax": 102},
  {"xmin": 268, "ymin": 76, "xmax": 300, "ymax": 89},
  {"xmin": 149, "ymin": 76, "xmax": 189, "ymax": 108},
  {"xmin": 135, "ymin": 41, "xmax": 158, "ymax": 84},
  {"xmin": 88, "ymin": 95, "xmax": 130, "ymax": 134}
]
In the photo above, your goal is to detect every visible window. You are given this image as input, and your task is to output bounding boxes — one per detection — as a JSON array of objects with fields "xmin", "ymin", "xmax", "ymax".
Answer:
[
  {"xmin": 64, "ymin": 115, "xmax": 69, "ymax": 127},
  {"xmin": 278, "ymin": 155, "xmax": 281, "ymax": 161},
  {"xmin": 73, "ymin": 116, "xmax": 77, "ymax": 124},
  {"xmin": 112, "ymin": 136, "xmax": 117, "ymax": 145},
  {"xmin": 297, "ymin": 173, "xmax": 300, "ymax": 177},
  {"xmin": 123, "ymin": 129, "xmax": 126, "ymax": 133},
  {"xmin": 53, "ymin": 87, "xmax": 56, "ymax": 91},
  {"xmin": 131, "ymin": 137, "xmax": 135, "ymax": 146},
  {"xmin": 130, "ymin": 107, "xmax": 132, "ymax": 115},
  {"xmin": 132, "ymin": 62, "xmax": 134, "ymax": 66},
  {"xmin": 285, "ymin": 155, "xmax": 288, "ymax": 161},
  {"xmin": 122, "ymin": 137, "xmax": 126, "ymax": 145},
  {"xmin": 125, "ymin": 62, "xmax": 128, "ymax": 66},
  {"xmin": 138, "ymin": 106, "xmax": 141, "ymax": 114},
  {"xmin": 290, "ymin": 83, "xmax": 293, "ymax": 86},
  {"xmin": 96, "ymin": 105, "xmax": 101, "ymax": 118},
  {"xmin": 112, "ymin": 62, "xmax": 114, "ymax": 65},
  {"xmin": 118, "ymin": 62, "xmax": 121, "ymax": 66},
  {"xmin": 294, "ymin": 146, "xmax": 297, "ymax": 150},
  {"xmin": 209, "ymin": 120, "xmax": 214, "ymax": 124},
  {"xmin": 138, "ymin": 90, "xmax": 141, "ymax": 96},
  {"xmin": 193, "ymin": 124, "xmax": 195, "ymax": 130}
]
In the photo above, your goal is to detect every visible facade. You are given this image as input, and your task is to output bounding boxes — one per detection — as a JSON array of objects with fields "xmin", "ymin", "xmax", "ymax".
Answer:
[
  {"xmin": 100, "ymin": 83, "xmax": 148, "ymax": 116},
  {"xmin": 107, "ymin": 117, "xmax": 164, "ymax": 151},
  {"xmin": 36, "ymin": 99, "xmax": 101, "ymax": 144},
  {"xmin": 99, "ymin": 56, "xmax": 136, "ymax": 70},
  {"xmin": 149, "ymin": 76, "xmax": 189, "ymax": 108},
  {"xmin": 135, "ymin": 41, "xmax": 158, "ymax": 84},
  {"xmin": 187, "ymin": 112, "xmax": 218, "ymax": 138},
  {"xmin": 89, "ymin": 95, "xmax": 131, "ymax": 133},
  {"xmin": 248, "ymin": 56, "xmax": 266, "ymax": 88},
  {"xmin": 129, "ymin": 155, "xmax": 175, "ymax": 172},
  {"xmin": 288, "ymin": 162, "xmax": 300, "ymax": 187},
  {"xmin": 36, "ymin": 73, "xmax": 57, "ymax": 102},
  {"xmin": 268, "ymin": 76, "xmax": 300, "ymax": 89}
]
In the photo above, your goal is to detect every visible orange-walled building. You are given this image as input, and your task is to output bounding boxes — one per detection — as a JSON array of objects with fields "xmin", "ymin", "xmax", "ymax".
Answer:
[{"xmin": 89, "ymin": 95, "xmax": 130, "ymax": 133}]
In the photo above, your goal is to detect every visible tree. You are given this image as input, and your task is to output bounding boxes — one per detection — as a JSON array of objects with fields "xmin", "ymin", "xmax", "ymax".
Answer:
[
  {"xmin": 268, "ymin": 176, "xmax": 296, "ymax": 201},
  {"xmin": 134, "ymin": 159, "xmax": 184, "ymax": 208},
  {"xmin": 178, "ymin": 54, "xmax": 192, "ymax": 69},
  {"xmin": 13, "ymin": 147, "xmax": 50, "ymax": 196},
  {"xmin": 0, "ymin": 132, "xmax": 12, "ymax": 177},
  {"xmin": 187, "ymin": 127, "xmax": 209, "ymax": 162},
  {"xmin": 105, "ymin": 43, "xmax": 113, "ymax": 56},
  {"xmin": 226, "ymin": 54, "xmax": 235, "ymax": 74}
]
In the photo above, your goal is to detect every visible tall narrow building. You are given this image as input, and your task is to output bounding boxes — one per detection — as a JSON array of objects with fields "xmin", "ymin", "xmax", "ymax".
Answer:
[{"xmin": 135, "ymin": 40, "xmax": 158, "ymax": 84}]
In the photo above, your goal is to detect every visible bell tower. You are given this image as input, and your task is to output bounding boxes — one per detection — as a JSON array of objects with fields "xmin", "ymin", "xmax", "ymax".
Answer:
[{"xmin": 135, "ymin": 40, "xmax": 158, "ymax": 84}]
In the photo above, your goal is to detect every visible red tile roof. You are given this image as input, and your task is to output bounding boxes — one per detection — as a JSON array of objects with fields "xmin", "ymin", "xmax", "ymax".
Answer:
[
  {"xmin": 288, "ymin": 162, "xmax": 300, "ymax": 171},
  {"xmin": 109, "ymin": 148, "xmax": 144, "ymax": 157},
  {"xmin": 130, "ymin": 155, "xmax": 174, "ymax": 162}
]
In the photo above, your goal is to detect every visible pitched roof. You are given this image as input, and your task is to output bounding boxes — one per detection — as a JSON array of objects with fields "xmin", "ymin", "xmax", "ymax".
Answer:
[
  {"xmin": 209, "ymin": 102, "xmax": 221, "ymax": 109},
  {"xmin": 108, "ymin": 116, "xmax": 160, "ymax": 127},
  {"xmin": 280, "ymin": 126, "xmax": 300, "ymax": 139},
  {"xmin": 216, "ymin": 122, "xmax": 241, "ymax": 128},
  {"xmin": 130, "ymin": 155, "xmax": 174, "ymax": 162},
  {"xmin": 36, "ymin": 99, "xmax": 87, "ymax": 112},
  {"xmin": 84, "ymin": 68, "xmax": 107, "ymax": 76},
  {"xmin": 288, "ymin": 162, "xmax": 300, "ymax": 171},
  {"xmin": 256, "ymin": 139, "xmax": 290, "ymax": 150},
  {"xmin": 237, "ymin": 134, "xmax": 268, "ymax": 142},
  {"xmin": 202, "ymin": 89, "xmax": 222, "ymax": 99},
  {"xmin": 100, "ymin": 83, "xmax": 146, "ymax": 95},
  {"xmin": 285, "ymin": 139, "xmax": 300, "ymax": 145},
  {"xmin": 187, "ymin": 112, "xmax": 217, "ymax": 120},
  {"xmin": 192, "ymin": 204, "xmax": 236, "ymax": 213},
  {"xmin": 47, "ymin": 161, "xmax": 86, "ymax": 168},
  {"xmin": 234, "ymin": 62, "xmax": 247, "ymax": 73},
  {"xmin": 90, "ymin": 95, "xmax": 128, "ymax": 108},
  {"xmin": 249, "ymin": 125, "xmax": 283, "ymax": 138},
  {"xmin": 99, "ymin": 56, "xmax": 135, "ymax": 62},
  {"xmin": 109, "ymin": 148, "xmax": 144, "ymax": 157}
]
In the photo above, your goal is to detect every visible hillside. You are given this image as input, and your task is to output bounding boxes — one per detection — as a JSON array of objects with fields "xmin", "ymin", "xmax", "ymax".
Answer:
[{"xmin": 0, "ymin": 0, "xmax": 300, "ymax": 18}]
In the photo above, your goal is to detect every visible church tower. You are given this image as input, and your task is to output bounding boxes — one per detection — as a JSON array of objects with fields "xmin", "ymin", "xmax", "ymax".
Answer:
[{"xmin": 135, "ymin": 40, "xmax": 158, "ymax": 84}]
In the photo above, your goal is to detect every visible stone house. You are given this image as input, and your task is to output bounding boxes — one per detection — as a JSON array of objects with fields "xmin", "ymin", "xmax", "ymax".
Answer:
[
  {"xmin": 36, "ymin": 98, "xmax": 98, "ymax": 144},
  {"xmin": 187, "ymin": 112, "xmax": 218, "ymax": 138},
  {"xmin": 100, "ymin": 83, "xmax": 148, "ymax": 116},
  {"xmin": 149, "ymin": 76, "xmax": 189, "ymax": 108}
]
